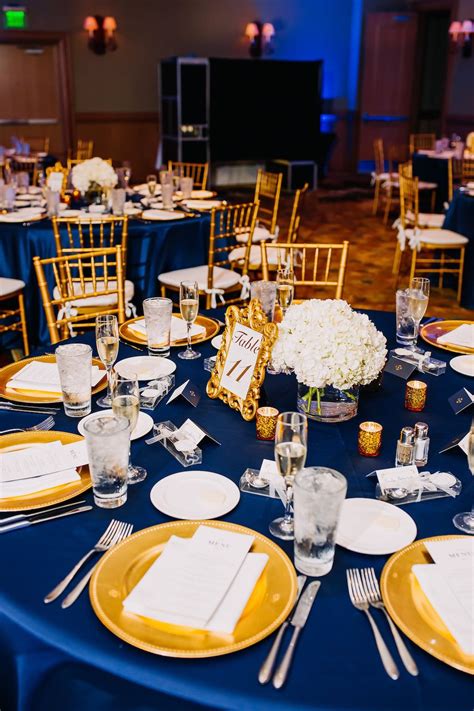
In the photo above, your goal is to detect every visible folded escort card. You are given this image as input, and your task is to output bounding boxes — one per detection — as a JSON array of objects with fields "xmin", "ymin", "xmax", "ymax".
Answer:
[
  {"xmin": 437, "ymin": 324, "xmax": 474, "ymax": 349},
  {"xmin": 0, "ymin": 440, "xmax": 88, "ymax": 498},
  {"xmin": 123, "ymin": 525, "xmax": 268, "ymax": 634},
  {"xmin": 129, "ymin": 317, "xmax": 206, "ymax": 341},
  {"xmin": 7, "ymin": 361, "xmax": 104, "ymax": 394}
]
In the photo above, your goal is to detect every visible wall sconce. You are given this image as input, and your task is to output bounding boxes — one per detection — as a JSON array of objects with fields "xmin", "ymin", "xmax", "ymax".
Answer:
[
  {"xmin": 244, "ymin": 21, "xmax": 275, "ymax": 58},
  {"xmin": 83, "ymin": 15, "xmax": 117, "ymax": 54},
  {"xmin": 449, "ymin": 18, "xmax": 473, "ymax": 57}
]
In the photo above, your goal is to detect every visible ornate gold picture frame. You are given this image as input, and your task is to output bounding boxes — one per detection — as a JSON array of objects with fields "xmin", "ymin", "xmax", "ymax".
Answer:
[{"xmin": 206, "ymin": 299, "xmax": 278, "ymax": 421}]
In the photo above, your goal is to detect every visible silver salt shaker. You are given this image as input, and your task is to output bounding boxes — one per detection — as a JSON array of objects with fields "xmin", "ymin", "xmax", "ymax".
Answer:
[{"xmin": 414, "ymin": 422, "xmax": 430, "ymax": 467}]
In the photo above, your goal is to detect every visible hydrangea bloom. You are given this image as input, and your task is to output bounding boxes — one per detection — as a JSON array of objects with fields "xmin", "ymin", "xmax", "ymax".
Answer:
[
  {"xmin": 271, "ymin": 299, "xmax": 387, "ymax": 390},
  {"xmin": 71, "ymin": 157, "xmax": 118, "ymax": 193}
]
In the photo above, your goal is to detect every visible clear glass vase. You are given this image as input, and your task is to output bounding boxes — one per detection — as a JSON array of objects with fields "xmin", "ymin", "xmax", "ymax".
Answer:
[{"xmin": 297, "ymin": 383, "xmax": 359, "ymax": 423}]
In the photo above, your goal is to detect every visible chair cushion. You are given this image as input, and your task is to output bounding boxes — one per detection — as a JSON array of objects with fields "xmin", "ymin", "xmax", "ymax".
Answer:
[
  {"xmin": 373, "ymin": 172, "xmax": 397, "ymax": 181},
  {"xmin": 159, "ymin": 265, "xmax": 241, "ymax": 290},
  {"xmin": 53, "ymin": 279, "xmax": 134, "ymax": 307},
  {"xmin": 418, "ymin": 181, "xmax": 437, "ymax": 190},
  {"xmin": 228, "ymin": 245, "xmax": 282, "ymax": 266},
  {"xmin": 0, "ymin": 277, "xmax": 25, "ymax": 296},
  {"xmin": 235, "ymin": 226, "xmax": 276, "ymax": 244},
  {"xmin": 406, "ymin": 229, "xmax": 468, "ymax": 246},
  {"xmin": 406, "ymin": 211, "xmax": 444, "ymax": 228}
]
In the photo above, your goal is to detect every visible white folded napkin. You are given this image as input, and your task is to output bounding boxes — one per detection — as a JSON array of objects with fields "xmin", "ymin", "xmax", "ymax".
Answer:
[
  {"xmin": 437, "ymin": 324, "xmax": 474, "ymax": 349},
  {"xmin": 129, "ymin": 316, "xmax": 206, "ymax": 341},
  {"xmin": 7, "ymin": 360, "xmax": 104, "ymax": 394}
]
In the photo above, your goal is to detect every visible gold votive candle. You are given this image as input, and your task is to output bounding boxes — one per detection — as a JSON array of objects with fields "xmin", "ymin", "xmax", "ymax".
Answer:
[
  {"xmin": 405, "ymin": 380, "xmax": 427, "ymax": 412},
  {"xmin": 256, "ymin": 406, "xmax": 279, "ymax": 441},
  {"xmin": 358, "ymin": 421, "xmax": 383, "ymax": 457}
]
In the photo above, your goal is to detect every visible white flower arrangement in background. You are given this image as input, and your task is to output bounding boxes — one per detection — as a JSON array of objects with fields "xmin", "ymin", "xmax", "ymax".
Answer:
[
  {"xmin": 71, "ymin": 157, "xmax": 118, "ymax": 194},
  {"xmin": 271, "ymin": 299, "xmax": 387, "ymax": 394}
]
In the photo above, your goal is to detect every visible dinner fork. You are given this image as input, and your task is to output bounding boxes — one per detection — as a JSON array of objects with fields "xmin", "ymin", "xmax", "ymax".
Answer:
[
  {"xmin": 61, "ymin": 521, "xmax": 134, "ymax": 608},
  {"xmin": 346, "ymin": 569, "xmax": 399, "ymax": 680},
  {"xmin": 360, "ymin": 568, "xmax": 418, "ymax": 676},
  {"xmin": 0, "ymin": 416, "xmax": 55, "ymax": 435},
  {"xmin": 44, "ymin": 519, "xmax": 125, "ymax": 604}
]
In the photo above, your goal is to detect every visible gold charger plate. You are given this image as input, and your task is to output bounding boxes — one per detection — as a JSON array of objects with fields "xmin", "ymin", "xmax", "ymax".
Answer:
[
  {"xmin": 0, "ymin": 354, "xmax": 107, "ymax": 404},
  {"xmin": 381, "ymin": 534, "xmax": 474, "ymax": 675},
  {"xmin": 119, "ymin": 314, "xmax": 220, "ymax": 348},
  {"xmin": 0, "ymin": 430, "xmax": 91, "ymax": 512},
  {"xmin": 90, "ymin": 519, "xmax": 297, "ymax": 658},
  {"xmin": 420, "ymin": 319, "xmax": 474, "ymax": 355}
]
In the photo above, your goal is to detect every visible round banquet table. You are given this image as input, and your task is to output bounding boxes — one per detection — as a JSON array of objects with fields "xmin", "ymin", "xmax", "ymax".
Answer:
[
  {"xmin": 443, "ymin": 189, "xmax": 474, "ymax": 310},
  {"xmin": 0, "ymin": 213, "xmax": 210, "ymax": 349},
  {"xmin": 0, "ymin": 309, "xmax": 473, "ymax": 711},
  {"xmin": 412, "ymin": 154, "xmax": 449, "ymax": 213}
]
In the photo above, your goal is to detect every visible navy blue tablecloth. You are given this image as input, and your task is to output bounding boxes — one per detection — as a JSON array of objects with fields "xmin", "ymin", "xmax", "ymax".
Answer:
[
  {"xmin": 443, "ymin": 189, "xmax": 474, "ymax": 309},
  {"xmin": 412, "ymin": 154, "xmax": 449, "ymax": 213},
  {"xmin": 0, "ymin": 215, "xmax": 210, "ymax": 349},
  {"xmin": 1, "ymin": 310, "xmax": 473, "ymax": 711}
]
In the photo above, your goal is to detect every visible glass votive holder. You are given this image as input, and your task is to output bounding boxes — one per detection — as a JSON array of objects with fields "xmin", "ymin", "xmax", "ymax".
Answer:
[
  {"xmin": 405, "ymin": 380, "xmax": 427, "ymax": 412},
  {"xmin": 358, "ymin": 421, "xmax": 383, "ymax": 457},
  {"xmin": 256, "ymin": 406, "xmax": 279, "ymax": 441}
]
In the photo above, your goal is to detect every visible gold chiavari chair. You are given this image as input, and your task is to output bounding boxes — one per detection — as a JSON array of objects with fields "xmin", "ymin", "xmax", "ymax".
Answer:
[
  {"xmin": 396, "ymin": 163, "xmax": 443, "ymax": 229},
  {"xmin": 254, "ymin": 169, "xmax": 282, "ymax": 234},
  {"xmin": 381, "ymin": 145, "xmax": 405, "ymax": 224},
  {"xmin": 287, "ymin": 183, "xmax": 309, "ymax": 243},
  {"xmin": 451, "ymin": 158, "xmax": 464, "ymax": 198},
  {"xmin": 21, "ymin": 136, "xmax": 50, "ymax": 154},
  {"xmin": 33, "ymin": 247, "xmax": 125, "ymax": 344},
  {"xmin": 0, "ymin": 158, "xmax": 11, "ymax": 183},
  {"xmin": 75, "ymin": 139, "xmax": 94, "ymax": 160},
  {"xmin": 159, "ymin": 202, "xmax": 259, "ymax": 309},
  {"xmin": 393, "ymin": 173, "xmax": 467, "ymax": 301},
  {"xmin": 461, "ymin": 157, "xmax": 474, "ymax": 183},
  {"xmin": 409, "ymin": 133, "xmax": 436, "ymax": 154},
  {"xmin": 260, "ymin": 241, "xmax": 349, "ymax": 300},
  {"xmin": 0, "ymin": 277, "xmax": 29, "ymax": 356},
  {"xmin": 168, "ymin": 161, "xmax": 209, "ymax": 190},
  {"xmin": 10, "ymin": 156, "xmax": 39, "ymax": 186},
  {"xmin": 465, "ymin": 132, "xmax": 474, "ymax": 154},
  {"xmin": 372, "ymin": 138, "xmax": 393, "ymax": 215}
]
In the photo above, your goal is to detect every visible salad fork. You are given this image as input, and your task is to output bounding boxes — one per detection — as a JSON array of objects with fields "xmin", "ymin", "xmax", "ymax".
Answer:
[
  {"xmin": 0, "ymin": 416, "xmax": 55, "ymax": 435},
  {"xmin": 346, "ymin": 568, "xmax": 399, "ymax": 680}
]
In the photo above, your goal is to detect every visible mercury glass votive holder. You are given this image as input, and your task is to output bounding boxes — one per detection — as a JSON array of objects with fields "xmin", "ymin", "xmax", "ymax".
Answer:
[
  {"xmin": 256, "ymin": 406, "xmax": 279, "ymax": 441},
  {"xmin": 358, "ymin": 421, "xmax": 383, "ymax": 457},
  {"xmin": 405, "ymin": 380, "xmax": 427, "ymax": 412}
]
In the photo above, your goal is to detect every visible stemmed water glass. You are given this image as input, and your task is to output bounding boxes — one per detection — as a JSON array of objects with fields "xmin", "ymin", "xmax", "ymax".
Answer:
[
  {"xmin": 453, "ymin": 421, "xmax": 474, "ymax": 534},
  {"xmin": 178, "ymin": 280, "xmax": 201, "ymax": 360},
  {"xmin": 407, "ymin": 277, "xmax": 430, "ymax": 351},
  {"xmin": 276, "ymin": 267, "xmax": 295, "ymax": 319},
  {"xmin": 111, "ymin": 373, "xmax": 147, "ymax": 484},
  {"xmin": 146, "ymin": 174, "xmax": 157, "ymax": 197},
  {"xmin": 269, "ymin": 411, "xmax": 308, "ymax": 540},
  {"xmin": 95, "ymin": 314, "xmax": 119, "ymax": 407}
]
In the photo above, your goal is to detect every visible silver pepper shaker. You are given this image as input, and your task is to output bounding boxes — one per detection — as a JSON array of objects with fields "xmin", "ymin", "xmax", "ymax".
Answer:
[
  {"xmin": 395, "ymin": 426, "xmax": 415, "ymax": 467},
  {"xmin": 414, "ymin": 422, "xmax": 430, "ymax": 467}
]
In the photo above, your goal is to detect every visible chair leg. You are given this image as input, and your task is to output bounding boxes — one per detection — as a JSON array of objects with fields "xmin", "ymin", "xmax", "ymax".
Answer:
[
  {"xmin": 409, "ymin": 248, "xmax": 417, "ymax": 285},
  {"xmin": 372, "ymin": 180, "xmax": 380, "ymax": 215},
  {"xmin": 457, "ymin": 247, "xmax": 465, "ymax": 304},
  {"xmin": 383, "ymin": 187, "xmax": 392, "ymax": 225},
  {"xmin": 392, "ymin": 242, "xmax": 402, "ymax": 276},
  {"xmin": 438, "ymin": 251, "xmax": 445, "ymax": 289},
  {"xmin": 160, "ymin": 284, "xmax": 166, "ymax": 298},
  {"xmin": 18, "ymin": 291, "xmax": 29, "ymax": 356}
]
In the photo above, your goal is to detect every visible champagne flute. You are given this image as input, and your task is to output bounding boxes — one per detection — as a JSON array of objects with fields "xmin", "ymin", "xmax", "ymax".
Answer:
[
  {"xmin": 277, "ymin": 267, "xmax": 295, "ymax": 319},
  {"xmin": 269, "ymin": 411, "xmax": 308, "ymax": 540},
  {"xmin": 146, "ymin": 174, "xmax": 157, "ymax": 197},
  {"xmin": 112, "ymin": 373, "xmax": 147, "ymax": 484},
  {"xmin": 178, "ymin": 280, "xmax": 201, "ymax": 360},
  {"xmin": 407, "ymin": 277, "xmax": 430, "ymax": 352},
  {"xmin": 453, "ymin": 420, "xmax": 474, "ymax": 534},
  {"xmin": 96, "ymin": 314, "xmax": 119, "ymax": 408}
]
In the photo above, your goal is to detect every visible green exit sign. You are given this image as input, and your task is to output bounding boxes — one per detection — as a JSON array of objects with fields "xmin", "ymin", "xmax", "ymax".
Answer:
[{"xmin": 3, "ymin": 5, "xmax": 27, "ymax": 28}]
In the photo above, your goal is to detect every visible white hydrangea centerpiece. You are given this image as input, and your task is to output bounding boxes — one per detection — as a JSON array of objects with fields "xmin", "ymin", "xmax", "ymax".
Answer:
[{"xmin": 71, "ymin": 157, "xmax": 118, "ymax": 194}]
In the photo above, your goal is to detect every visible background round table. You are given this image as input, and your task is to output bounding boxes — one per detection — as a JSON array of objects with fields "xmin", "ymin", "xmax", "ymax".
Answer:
[
  {"xmin": 443, "ymin": 189, "xmax": 474, "ymax": 309},
  {"xmin": 412, "ymin": 153, "xmax": 449, "ymax": 213},
  {"xmin": 0, "ymin": 310, "xmax": 473, "ymax": 711}
]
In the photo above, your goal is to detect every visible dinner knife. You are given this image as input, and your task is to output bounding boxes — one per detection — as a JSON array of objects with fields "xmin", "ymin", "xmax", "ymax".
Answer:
[
  {"xmin": 0, "ymin": 403, "xmax": 60, "ymax": 415},
  {"xmin": 273, "ymin": 580, "xmax": 321, "ymax": 689},
  {"xmin": 258, "ymin": 575, "xmax": 307, "ymax": 684},
  {"xmin": 0, "ymin": 505, "xmax": 92, "ymax": 533},
  {"xmin": 0, "ymin": 500, "xmax": 87, "ymax": 526}
]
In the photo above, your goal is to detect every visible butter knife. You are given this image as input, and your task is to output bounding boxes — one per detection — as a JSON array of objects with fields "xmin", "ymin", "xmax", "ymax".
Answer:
[
  {"xmin": 273, "ymin": 580, "xmax": 321, "ymax": 689},
  {"xmin": 258, "ymin": 575, "xmax": 307, "ymax": 684}
]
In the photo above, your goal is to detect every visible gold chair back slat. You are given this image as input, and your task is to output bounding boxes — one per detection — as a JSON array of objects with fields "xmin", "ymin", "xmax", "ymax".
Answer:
[
  {"xmin": 52, "ymin": 216, "xmax": 129, "ymax": 273},
  {"xmin": 168, "ymin": 161, "xmax": 209, "ymax": 190},
  {"xmin": 461, "ymin": 157, "xmax": 474, "ymax": 182},
  {"xmin": 260, "ymin": 241, "xmax": 349, "ymax": 299},
  {"xmin": 75, "ymin": 139, "xmax": 94, "ymax": 160},
  {"xmin": 399, "ymin": 170, "xmax": 419, "ymax": 229},
  {"xmin": 254, "ymin": 169, "xmax": 282, "ymax": 233},
  {"xmin": 287, "ymin": 183, "xmax": 308, "ymax": 243},
  {"xmin": 409, "ymin": 133, "xmax": 436, "ymax": 154}
]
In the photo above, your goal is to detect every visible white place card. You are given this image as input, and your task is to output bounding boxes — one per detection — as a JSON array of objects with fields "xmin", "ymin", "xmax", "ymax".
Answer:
[
  {"xmin": 7, "ymin": 361, "xmax": 103, "ymax": 393},
  {"xmin": 437, "ymin": 324, "xmax": 474, "ymax": 349},
  {"xmin": 425, "ymin": 538, "xmax": 474, "ymax": 567},
  {"xmin": 220, "ymin": 324, "xmax": 263, "ymax": 400},
  {"xmin": 376, "ymin": 465, "xmax": 420, "ymax": 495},
  {"xmin": 166, "ymin": 379, "xmax": 190, "ymax": 404}
]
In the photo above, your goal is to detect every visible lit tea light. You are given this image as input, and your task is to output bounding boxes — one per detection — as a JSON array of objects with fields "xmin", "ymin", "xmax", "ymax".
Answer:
[
  {"xmin": 256, "ymin": 406, "xmax": 279, "ymax": 441},
  {"xmin": 405, "ymin": 380, "xmax": 427, "ymax": 412},
  {"xmin": 358, "ymin": 421, "xmax": 383, "ymax": 457}
]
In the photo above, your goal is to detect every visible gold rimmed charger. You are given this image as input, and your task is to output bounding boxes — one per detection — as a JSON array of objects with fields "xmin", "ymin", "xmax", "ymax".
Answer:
[
  {"xmin": 0, "ymin": 430, "xmax": 91, "ymax": 512},
  {"xmin": 90, "ymin": 519, "xmax": 297, "ymax": 658},
  {"xmin": 381, "ymin": 535, "xmax": 474, "ymax": 675},
  {"xmin": 420, "ymin": 320, "xmax": 474, "ymax": 355},
  {"xmin": 119, "ymin": 314, "xmax": 220, "ymax": 348},
  {"xmin": 0, "ymin": 354, "xmax": 107, "ymax": 405}
]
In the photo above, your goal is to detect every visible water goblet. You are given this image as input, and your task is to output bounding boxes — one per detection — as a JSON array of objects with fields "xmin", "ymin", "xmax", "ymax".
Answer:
[
  {"xmin": 146, "ymin": 174, "xmax": 157, "ymax": 197},
  {"xmin": 96, "ymin": 314, "xmax": 119, "ymax": 407},
  {"xmin": 178, "ymin": 280, "xmax": 201, "ymax": 360}
]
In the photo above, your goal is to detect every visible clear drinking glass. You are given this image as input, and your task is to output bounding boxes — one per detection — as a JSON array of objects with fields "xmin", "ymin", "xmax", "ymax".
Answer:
[
  {"xmin": 178, "ymin": 280, "xmax": 201, "ymax": 360},
  {"xmin": 5, "ymin": 186, "xmax": 16, "ymax": 211},
  {"xmin": 84, "ymin": 414, "xmax": 130, "ymax": 508},
  {"xmin": 111, "ymin": 188, "xmax": 126, "ymax": 216},
  {"xmin": 46, "ymin": 189, "xmax": 60, "ymax": 217},
  {"xmin": 161, "ymin": 183, "xmax": 174, "ymax": 210},
  {"xmin": 112, "ymin": 374, "xmax": 147, "ymax": 484},
  {"xmin": 276, "ymin": 267, "xmax": 295, "ymax": 319},
  {"xmin": 250, "ymin": 280, "xmax": 277, "ymax": 322},
  {"xmin": 453, "ymin": 423, "xmax": 474, "ymax": 534},
  {"xmin": 294, "ymin": 466, "xmax": 347, "ymax": 576},
  {"xmin": 395, "ymin": 289, "xmax": 417, "ymax": 347},
  {"xmin": 180, "ymin": 176, "xmax": 193, "ymax": 199},
  {"xmin": 55, "ymin": 343, "xmax": 92, "ymax": 417},
  {"xmin": 269, "ymin": 411, "xmax": 308, "ymax": 540},
  {"xmin": 96, "ymin": 314, "xmax": 119, "ymax": 407},
  {"xmin": 143, "ymin": 296, "xmax": 173, "ymax": 357},
  {"xmin": 146, "ymin": 174, "xmax": 157, "ymax": 197},
  {"xmin": 407, "ymin": 277, "xmax": 430, "ymax": 351},
  {"xmin": 159, "ymin": 170, "xmax": 173, "ymax": 187}
]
